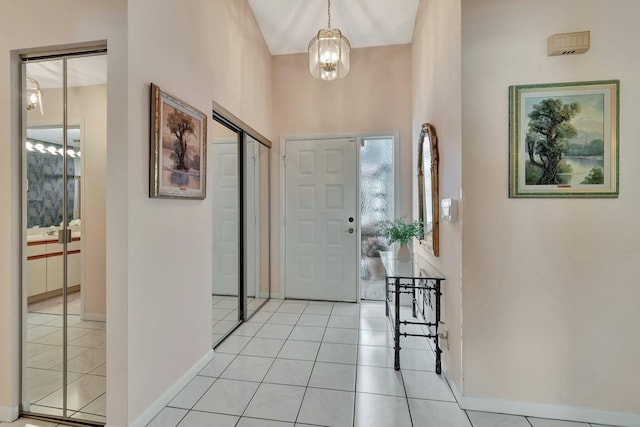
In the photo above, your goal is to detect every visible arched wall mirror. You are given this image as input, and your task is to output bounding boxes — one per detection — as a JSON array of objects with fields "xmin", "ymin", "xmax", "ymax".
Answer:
[
  {"xmin": 211, "ymin": 102, "xmax": 271, "ymax": 347},
  {"xmin": 417, "ymin": 123, "xmax": 440, "ymax": 257}
]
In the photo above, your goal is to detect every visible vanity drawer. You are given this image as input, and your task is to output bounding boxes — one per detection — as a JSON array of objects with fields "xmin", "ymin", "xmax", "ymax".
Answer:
[{"xmin": 26, "ymin": 243, "xmax": 47, "ymax": 257}]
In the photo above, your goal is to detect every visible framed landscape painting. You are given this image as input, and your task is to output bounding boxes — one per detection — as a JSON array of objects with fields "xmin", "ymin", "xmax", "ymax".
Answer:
[
  {"xmin": 509, "ymin": 80, "xmax": 619, "ymax": 198},
  {"xmin": 150, "ymin": 83, "xmax": 207, "ymax": 199}
]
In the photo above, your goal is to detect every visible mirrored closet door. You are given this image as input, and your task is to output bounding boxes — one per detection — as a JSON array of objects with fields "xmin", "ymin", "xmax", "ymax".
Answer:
[
  {"xmin": 211, "ymin": 104, "xmax": 271, "ymax": 347},
  {"xmin": 245, "ymin": 136, "xmax": 271, "ymax": 319},
  {"xmin": 211, "ymin": 119, "xmax": 242, "ymax": 345},
  {"xmin": 22, "ymin": 51, "xmax": 107, "ymax": 425}
]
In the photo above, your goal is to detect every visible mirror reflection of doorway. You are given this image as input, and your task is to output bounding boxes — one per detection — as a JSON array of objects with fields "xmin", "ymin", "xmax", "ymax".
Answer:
[
  {"xmin": 22, "ymin": 51, "xmax": 107, "ymax": 424},
  {"xmin": 245, "ymin": 135, "xmax": 270, "ymax": 318},
  {"xmin": 211, "ymin": 120, "xmax": 241, "ymax": 346},
  {"xmin": 210, "ymin": 107, "xmax": 272, "ymax": 347}
]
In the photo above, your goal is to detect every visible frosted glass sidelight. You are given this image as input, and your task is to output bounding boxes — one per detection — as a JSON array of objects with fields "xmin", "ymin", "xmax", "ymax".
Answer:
[{"xmin": 360, "ymin": 138, "xmax": 394, "ymax": 300}]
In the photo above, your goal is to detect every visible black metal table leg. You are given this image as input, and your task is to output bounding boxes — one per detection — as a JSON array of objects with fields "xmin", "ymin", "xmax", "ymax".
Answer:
[
  {"xmin": 394, "ymin": 278, "xmax": 401, "ymax": 370},
  {"xmin": 385, "ymin": 278, "xmax": 389, "ymax": 317},
  {"xmin": 434, "ymin": 280, "xmax": 442, "ymax": 374},
  {"xmin": 412, "ymin": 278, "xmax": 417, "ymax": 318}
]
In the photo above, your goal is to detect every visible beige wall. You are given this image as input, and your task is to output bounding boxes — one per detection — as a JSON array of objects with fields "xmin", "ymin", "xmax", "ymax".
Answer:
[
  {"xmin": 26, "ymin": 85, "xmax": 107, "ymax": 318},
  {"xmin": 1, "ymin": 0, "xmax": 271, "ymax": 424},
  {"xmin": 271, "ymin": 44, "xmax": 413, "ymax": 294},
  {"xmin": 0, "ymin": 0, "xmax": 127, "ymax": 421},
  {"xmin": 411, "ymin": 0, "xmax": 463, "ymax": 392},
  {"xmin": 462, "ymin": 0, "xmax": 640, "ymax": 418},
  {"xmin": 126, "ymin": 0, "xmax": 272, "ymax": 422},
  {"xmin": 76, "ymin": 85, "xmax": 107, "ymax": 318}
]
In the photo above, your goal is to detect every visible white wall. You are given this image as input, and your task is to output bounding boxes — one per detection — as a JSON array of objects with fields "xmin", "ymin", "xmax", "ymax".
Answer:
[
  {"xmin": 125, "ymin": 0, "xmax": 272, "ymax": 423},
  {"xmin": 271, "ymin": 44, "xmax": 413, "ymax": 295},
  {"xmin": 411, "ymin": 0, "xmax": 463, "ymax": 392},
  {"xmin": 0, "ymin": 1, "xmax": 127, "ymax": 421},
  {"xmin": 1, "ymin": 0, "xmax": 271, "ymax": 425},
  {"xmin": 76, "ymin": 85, "xmax": 107, "ymax": 318},
  {"xmin": 461, "ymin": 0, "xmax": 640, "ymax": 422}
]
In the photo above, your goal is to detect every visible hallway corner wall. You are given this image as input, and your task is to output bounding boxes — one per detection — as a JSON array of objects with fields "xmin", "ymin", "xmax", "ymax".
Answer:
[
  {"xmin": 125, "ymin": 0, "xmax": 272, "ymax": 423},
  {"xmin": 411, "ymin": 0, "xmax": 464, "ymax": 394},
  {"xmin": 0, "ymin": 1, "xmax": 128, "ymax": 423}
]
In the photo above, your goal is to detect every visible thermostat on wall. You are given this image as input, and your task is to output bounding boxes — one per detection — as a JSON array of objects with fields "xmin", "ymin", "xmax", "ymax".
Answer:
[
  {"xmin": 547, "ymin": 31, "xmax": 590, "ymax": 56},
  {"xmin": 441, "ymin": 198, "xmax": 457, "ymax": 222}
]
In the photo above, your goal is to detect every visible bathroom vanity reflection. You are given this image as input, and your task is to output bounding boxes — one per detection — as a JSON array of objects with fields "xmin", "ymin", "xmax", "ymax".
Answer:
[
  {"xmin": 25, "ymin": 226, "xmax": 81, "ymax": 301},
  {"xmin": 25, "ymin": 126, "xmax": 83, "ymax": 302}
]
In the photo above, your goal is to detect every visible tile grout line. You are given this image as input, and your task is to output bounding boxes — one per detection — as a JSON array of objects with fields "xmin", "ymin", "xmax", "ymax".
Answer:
[
  {"xmin": 292, "ymin": 300, "xmax": 321, "ymax": 426},
  {"xmin": 352, "ymin": 305, "xmax": 360, "ymax": 427}
]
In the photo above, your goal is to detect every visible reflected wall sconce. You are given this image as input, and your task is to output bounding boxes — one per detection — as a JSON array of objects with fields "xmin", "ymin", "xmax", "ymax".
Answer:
[{"xmin": 26, "ymin": 77, "xmax": 44, "ymax": 115}]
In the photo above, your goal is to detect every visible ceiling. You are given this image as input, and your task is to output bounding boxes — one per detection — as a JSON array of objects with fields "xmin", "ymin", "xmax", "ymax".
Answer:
[
  {"xmin": 248, "ymin": 0, "xmax": 420, "ymax": 55},
  {"xmin": 26, "ymin": 55, "xmax": 107, "ymax": 89},
  {"xmin": 25, "ymin": 1, "xmax": 420, "ymax": 85}
]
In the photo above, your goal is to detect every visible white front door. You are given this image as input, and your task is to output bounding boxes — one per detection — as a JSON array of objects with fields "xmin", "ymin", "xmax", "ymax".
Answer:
[{"xmin": 284, "ymin": 138, "xmax": 358, "ymax": 302}]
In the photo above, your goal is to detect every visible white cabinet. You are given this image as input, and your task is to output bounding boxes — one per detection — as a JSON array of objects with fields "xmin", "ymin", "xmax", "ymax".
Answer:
[
  {"xmin": 26, "ymin": 236, "xmax": 81, "ymax": 299},
  {"xmin": 26, "ymin": 244, "xmax": 47, "ymax": 297},
  {"xmin": 46, "ymin": 243, "xmax": 64, "ymax": 292}
]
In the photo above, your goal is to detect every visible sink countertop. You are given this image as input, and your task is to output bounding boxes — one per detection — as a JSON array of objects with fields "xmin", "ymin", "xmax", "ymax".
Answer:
[{"xmin": 27, "ymin": 232, "xmax": 81, "ymax": 243}]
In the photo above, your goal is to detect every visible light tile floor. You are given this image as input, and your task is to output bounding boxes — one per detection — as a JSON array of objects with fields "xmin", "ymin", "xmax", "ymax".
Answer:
[
  {"xmin": 2, "ymin": 299, "xmax": 618, "ymax": 427},
  {"xmin": 212, "ymin": 296, "xmax": 268, "ymax": 346},
  {"xmin": 14, "ymin": 291, "xmax": 107, "ymax": 425},
  {"xmin": 146, "ymin": 299, "xmax": 617, "ymax": 427}
]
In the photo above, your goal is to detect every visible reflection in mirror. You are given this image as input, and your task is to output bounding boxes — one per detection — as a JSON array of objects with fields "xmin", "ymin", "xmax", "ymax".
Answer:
[
  {"xmin": 26, "ymin": 126, "xmax": 81, "ymax": 228},
  {"xmin": 245, "ymin": 136, "xmax": 270, "ymax": 318},
  {"xmin": 417, "ymin": 123, "xmax": 440, "ymax": 256},
  {"xmin": 23, "ymin": 53, "xmax": 107, "ymax": 424},
  {"xmin": 211, "ymin": 120, "xmax": 241, "ymax": 346},
  {"xmin": 212, "ymin": 101, "xmax": 272, "ymax": 344}
]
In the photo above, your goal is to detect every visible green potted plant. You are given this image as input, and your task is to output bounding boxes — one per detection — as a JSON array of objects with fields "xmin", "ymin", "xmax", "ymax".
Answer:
[{"xmin": 382, "ymin": 218, "xmax": 423, "ymax": 262}]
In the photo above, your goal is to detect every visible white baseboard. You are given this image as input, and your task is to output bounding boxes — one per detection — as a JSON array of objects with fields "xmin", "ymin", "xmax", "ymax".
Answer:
[
  {"xmin": 128, "ymin": 349, "xmax": 214, "ymax": 427},
  {"xmin": 81, "ymin": 312, "xmax": 106, "ymax": 322},
  {"xmin": 0, "ymin": 405, "xmax": 19, "ymax": 423},
  {"xmin": 270, "ymin": 292, "xmax": 282, "ymax": 299},
  {"xmin": 447, "ymin": 373, "xmax": 640, "ymax": 427}
]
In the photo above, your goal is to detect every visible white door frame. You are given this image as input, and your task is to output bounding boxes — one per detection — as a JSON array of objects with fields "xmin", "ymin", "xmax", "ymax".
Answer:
[{"xmin": 279, "ymin": 131, "xmax": 400, "ymax": 302}]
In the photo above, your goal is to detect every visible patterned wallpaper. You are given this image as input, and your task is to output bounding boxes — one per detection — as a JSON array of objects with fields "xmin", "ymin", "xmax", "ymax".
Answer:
[{"xmin": 27, "ymin": 150, "xmax": 79, "ymax": 228}]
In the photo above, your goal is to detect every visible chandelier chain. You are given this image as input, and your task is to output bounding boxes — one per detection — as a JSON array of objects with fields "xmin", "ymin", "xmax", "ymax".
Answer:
[{"xmin": 328, "ymin": 0, "xmax": 331, "ymax": 28}]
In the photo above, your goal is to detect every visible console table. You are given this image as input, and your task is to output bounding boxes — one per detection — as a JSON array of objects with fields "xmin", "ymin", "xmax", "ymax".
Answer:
[{"xmin": 380, "ymin": 251, "xmax": 445, "ymax": 373}]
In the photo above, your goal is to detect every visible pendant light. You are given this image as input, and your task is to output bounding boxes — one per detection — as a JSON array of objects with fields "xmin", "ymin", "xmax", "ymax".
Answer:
[{"xmin": 308, "ymin": 0, "xmax": 351, "ymax": 81}]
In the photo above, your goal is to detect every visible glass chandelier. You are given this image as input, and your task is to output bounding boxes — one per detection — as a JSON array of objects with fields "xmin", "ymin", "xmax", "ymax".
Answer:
[{"xmin": 308, "ymin": 0, "xmax": 351, "ymax": 81}]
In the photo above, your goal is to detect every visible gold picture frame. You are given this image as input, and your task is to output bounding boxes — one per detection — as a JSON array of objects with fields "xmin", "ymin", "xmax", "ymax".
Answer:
[
  {"xmin": 417, "ymin": 123, "xmax": 439, "ymax": 257},
  {"xmin": 150, "ymin": 83, "xmax": 207, "ymax": 199},
  {"xmin": 509, "ymin": 80, "xmax": 619, "ymax": 198}
]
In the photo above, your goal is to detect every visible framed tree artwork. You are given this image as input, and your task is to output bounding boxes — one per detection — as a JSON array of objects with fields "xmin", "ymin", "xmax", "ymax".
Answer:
[
  {"xmin": 509, "ymin": 80, "xmax": 619, "ymax": 198},
  {"xmin": 150, "ymin": 83, "xmax": 207, "ymax": 199}
]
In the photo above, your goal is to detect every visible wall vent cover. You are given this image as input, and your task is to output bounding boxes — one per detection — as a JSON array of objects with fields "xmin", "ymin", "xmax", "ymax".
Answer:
[{"xmin": 547, "ymin": 31, "xmax": 590, "ymax": 56}]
